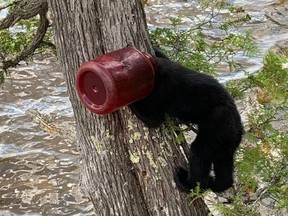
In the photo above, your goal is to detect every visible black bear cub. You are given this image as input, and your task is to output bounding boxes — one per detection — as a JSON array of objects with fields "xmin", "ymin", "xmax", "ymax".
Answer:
[{"xmin": 129, "ymin": 49, "xmax": 243, "ymax": 193}]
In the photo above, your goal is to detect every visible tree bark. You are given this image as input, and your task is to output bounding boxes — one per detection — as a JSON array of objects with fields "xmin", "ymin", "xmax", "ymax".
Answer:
[{"xmin": 48, "ymin": 0, "xmax": 208, "ymax": 215}]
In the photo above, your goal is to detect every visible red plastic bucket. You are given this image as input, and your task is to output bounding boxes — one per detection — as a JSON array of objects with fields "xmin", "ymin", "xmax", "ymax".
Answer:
[{"xmin": 76, "ymin": 47, "xmax": 156, "ymax": 114}]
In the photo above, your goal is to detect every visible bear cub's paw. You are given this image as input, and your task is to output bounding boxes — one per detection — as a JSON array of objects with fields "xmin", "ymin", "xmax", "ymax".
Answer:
[{"xmin": 174, "ymin": 167, "xmax": 195, "ymax": 193}]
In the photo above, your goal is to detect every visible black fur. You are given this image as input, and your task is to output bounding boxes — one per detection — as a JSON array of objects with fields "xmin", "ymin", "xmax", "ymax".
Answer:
[{"xmin": 129, "ymin": 49, "xmax": 243, "ymax": 193}]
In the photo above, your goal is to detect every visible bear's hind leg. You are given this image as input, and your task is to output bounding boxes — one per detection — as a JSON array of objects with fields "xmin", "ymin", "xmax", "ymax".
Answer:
[
  {"xmin": 211, "ymin": 154, "xmax": 234, "ymax": 192},
  {"xmin": 175, "ymin": 135, "xmax": 213, "ymax": 192}
]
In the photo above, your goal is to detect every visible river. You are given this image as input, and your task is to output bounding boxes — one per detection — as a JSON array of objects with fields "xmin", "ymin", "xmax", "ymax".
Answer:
[{"xmin": 0, "ymin": 1, "xmax": 287, "ymax": 215}]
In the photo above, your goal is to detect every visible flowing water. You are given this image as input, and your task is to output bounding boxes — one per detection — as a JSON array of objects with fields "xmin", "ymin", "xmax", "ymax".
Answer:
[
  {"xmin": 0, "ymin": 1, "xmax": 287, "ymax": 215},
  {"xmin": 0, "ymin": 56, "xmax": 93, "ymax": 215}
]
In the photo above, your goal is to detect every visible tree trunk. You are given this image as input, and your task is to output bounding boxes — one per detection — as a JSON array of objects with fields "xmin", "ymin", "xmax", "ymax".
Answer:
[{"xmin": 48, "ymin": 0, "xmax": 208, "ymax": 215}]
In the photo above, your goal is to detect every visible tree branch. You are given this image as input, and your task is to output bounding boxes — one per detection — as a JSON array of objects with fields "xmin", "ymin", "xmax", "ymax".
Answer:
[
  {"xmin": 1, "ymin": 1, "xmax": 49, "ymax": 70},
  {"xmin": 0, "ymin": 1, "xmax": 18, "ymax": 11},
  {"xmin": 0, "ymin": 0, "xmax": 48, "ymax": 30}
]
